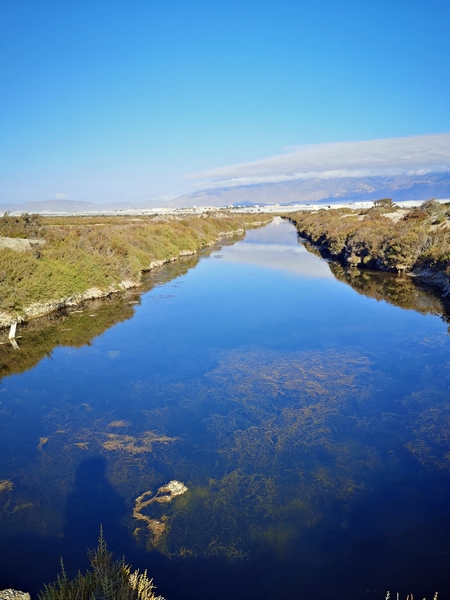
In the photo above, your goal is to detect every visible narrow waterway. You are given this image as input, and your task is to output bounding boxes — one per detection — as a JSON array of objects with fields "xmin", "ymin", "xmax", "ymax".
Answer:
[{"xmin": 1, "ymin": 218, "xmax": 450, "ymax": 600}]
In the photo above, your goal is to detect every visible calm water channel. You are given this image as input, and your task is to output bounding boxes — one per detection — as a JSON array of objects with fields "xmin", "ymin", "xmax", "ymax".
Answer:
[{"xmin": 1, "ymin": 218, "xmax": 450, "ymax": 600}]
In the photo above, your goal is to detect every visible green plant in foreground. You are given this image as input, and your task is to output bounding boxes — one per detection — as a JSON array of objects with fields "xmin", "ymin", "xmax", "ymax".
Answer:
[{"xmin": 39, "ymin": 529, "xmax": 163, "ymax": 600}]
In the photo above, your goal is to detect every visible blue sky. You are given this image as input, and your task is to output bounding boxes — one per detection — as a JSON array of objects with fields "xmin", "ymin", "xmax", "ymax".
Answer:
[{"xmin": 1, "ymin": 0, "xmax": 449, "ymax": 204}]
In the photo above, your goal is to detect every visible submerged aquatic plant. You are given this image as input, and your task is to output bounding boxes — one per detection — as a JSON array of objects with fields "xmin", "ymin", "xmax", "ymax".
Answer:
[
  {"xmin": 0, "ymin": 479, "xmax": 13, "ymax": 494},
  {"xmin": 39, "ymin": 528, "xmax": 163, "ymax": 600},
  {"xmin": 101, "ymin": 431, "xmax": 178, "ymax": 454}
]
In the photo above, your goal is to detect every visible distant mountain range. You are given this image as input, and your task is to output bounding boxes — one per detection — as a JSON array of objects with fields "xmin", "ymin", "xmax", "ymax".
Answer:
[
  {"xmin": 1, "ymin": 172, "xmax": 449, "ymax": 214},
  {"xmin": 173, "ymin": 172, "xmax": 450, "ymax": 207},
  {"xmin": 0, "ymin": 199, "xmax": 145, "ymax": 215}
]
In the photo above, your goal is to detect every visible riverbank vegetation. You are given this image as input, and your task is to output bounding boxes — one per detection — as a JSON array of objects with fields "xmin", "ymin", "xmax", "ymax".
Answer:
[
  {"xmin": 288, "ymin": 199, "xmax": 450, "ymax": 281},
  {"xmin": 39, "ymin": 530, "xmax": 163, "ymax": 600},
  {"xmin": 0, "ymin": 211, "xmax": 269, "ymax": 327},
  {"xmin": 0, "ymin": 255, "xmax": 207, "ymax": 378}
]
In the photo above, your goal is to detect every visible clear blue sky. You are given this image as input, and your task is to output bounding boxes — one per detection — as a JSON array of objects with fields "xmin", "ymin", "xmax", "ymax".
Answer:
[{"xmin": 1, "ymin": 0, "xmax": 449, "ymax": 204}]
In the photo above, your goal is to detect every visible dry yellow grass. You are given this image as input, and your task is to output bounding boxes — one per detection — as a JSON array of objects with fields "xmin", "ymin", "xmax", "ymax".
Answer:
[{"xmin": 289, "ymin": 199, "xmax": 450, "ymax": 274}]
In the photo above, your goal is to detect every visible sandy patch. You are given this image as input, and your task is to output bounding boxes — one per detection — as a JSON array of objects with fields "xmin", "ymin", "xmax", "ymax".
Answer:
[{"xmin": 0, "ymin": 237, "xmax": 44, "ymax": 252}]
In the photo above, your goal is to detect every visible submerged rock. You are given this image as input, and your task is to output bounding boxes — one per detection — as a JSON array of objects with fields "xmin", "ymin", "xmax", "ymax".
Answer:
[{"xmin": 133, "ymin": 480, "xmax": 188, "ymax": 545}]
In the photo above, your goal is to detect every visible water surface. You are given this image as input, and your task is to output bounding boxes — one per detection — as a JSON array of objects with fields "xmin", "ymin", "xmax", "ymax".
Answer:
[{"xmin": 1, "ymin": 218, "xmax": 450, "ymax": 600}]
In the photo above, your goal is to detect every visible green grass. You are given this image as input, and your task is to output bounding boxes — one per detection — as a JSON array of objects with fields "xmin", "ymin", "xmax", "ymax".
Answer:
[{"xmin": 0, "ymin": 212, "xmax": 269, "ymax": 321}]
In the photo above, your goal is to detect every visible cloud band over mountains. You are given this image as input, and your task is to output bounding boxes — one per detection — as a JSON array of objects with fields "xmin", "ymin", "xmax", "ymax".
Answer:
[{"xmin": 188, "ymin": 134, "xmax": 450, "ymax": 188}]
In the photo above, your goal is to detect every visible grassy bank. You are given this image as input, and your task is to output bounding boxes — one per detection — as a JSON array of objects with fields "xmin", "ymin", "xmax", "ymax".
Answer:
[
  {"xmin": 288, "ymin": 199, "xmax": 450, "ymax": 295},
  {"xmin": 0, "ymin": 212, "xmax": 270, "ymax": 328},
  {"xmin": 0, "ymin": 255, "xmax": 204, "ymax": 379}
]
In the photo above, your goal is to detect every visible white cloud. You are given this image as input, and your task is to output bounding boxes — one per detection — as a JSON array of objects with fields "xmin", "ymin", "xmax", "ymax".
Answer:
[
  {"xmin": 187, "ymin": 134, "xmax": 450, "ymax": 188},
  {"xmin": 54, "ymin": 193, "xmax": 68, "ymax": 200}
]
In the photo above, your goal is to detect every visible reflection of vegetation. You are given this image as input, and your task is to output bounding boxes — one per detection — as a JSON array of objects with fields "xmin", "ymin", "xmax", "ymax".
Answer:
[
  {"xmin": 0, "ymin": 293, "xmax": 136, "ymax": 380},
  {"xmin": 327, "ymin": 261, "xmax": 450, "ymax": 322},
  {"xmin": 0, "ymin": 221, "xmax": 270, "ymax": 382},
  {"xmin": 39, "ymin": 530, "xmax": 163, "ymax": 600},
  {"xmin": 0, "ymin": 250, "xmax": 215, "ymax": 381}
]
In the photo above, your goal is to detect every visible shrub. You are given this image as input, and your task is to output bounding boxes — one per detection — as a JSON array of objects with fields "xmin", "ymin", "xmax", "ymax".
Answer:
[
  {"xmin": 0, "ymin": 213, "xmax": 43, "ymax": 238},
  {"xmin": 371, "ymin": 198, "xmax": 396, "ymax": 211},
  {"xmin": 39, "ymin": 530, "xmax": 163, "ymax": 600},
  {"xmin": 420, "ymin": 198, "xmax": 448, "ymax": 224},
  {"xmin": 403, "ymin": 199, "xmax": 448, "ymax": 225},
  {"xmin": 289, "ymin": 205, "xmax": 450, "ymax": 275}
]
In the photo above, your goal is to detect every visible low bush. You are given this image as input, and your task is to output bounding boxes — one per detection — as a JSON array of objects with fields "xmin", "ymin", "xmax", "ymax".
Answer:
[
  {"xmin": 289, "ymin": 199, "xmax": 450, "ymax": 274},
  {"xmin": 39, "ymin": 530, "xmax": 163, "ymax": 600},
  {"xmin": 0, "ymin": 213, "xmax": 43, "ymax": 238}
]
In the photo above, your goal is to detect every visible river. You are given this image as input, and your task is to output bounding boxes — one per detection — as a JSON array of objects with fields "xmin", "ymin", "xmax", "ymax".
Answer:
[{"xmin": 1, "ymin": 218, "xmax": 450, "ymax": 600}]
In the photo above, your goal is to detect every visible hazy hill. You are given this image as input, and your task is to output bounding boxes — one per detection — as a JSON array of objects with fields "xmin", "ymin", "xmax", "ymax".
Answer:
[
  {"xmin": 0, "ymin": 199, "xmax": 140, "ymax": 215},
  {"xmin": 1, "ymin": 172, "xmax": 449, "ymax": 214},
  {"xmin": 0, "ymin": 197, "xmax": 176, "ymax": 215},
  {"xmin": 173, "ymin": 172, "xmax": 450, "ymax": 207}
]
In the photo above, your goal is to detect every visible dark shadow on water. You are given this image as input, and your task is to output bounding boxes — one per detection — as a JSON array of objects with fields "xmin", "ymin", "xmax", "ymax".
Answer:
[
  {"xmin": 64, "ymin": 457, "xmax": 128, "ymax": 552},
  {"xmin": 0, "ymin": 457, "xmax": 142, "ymax": 596},
  {"xmin": 2, "ymin": 465, "xmax": 450, "ymax": 600},
  {"xmin": 0, "ymin": 453, "xmax": 355, "ymax": 600}
]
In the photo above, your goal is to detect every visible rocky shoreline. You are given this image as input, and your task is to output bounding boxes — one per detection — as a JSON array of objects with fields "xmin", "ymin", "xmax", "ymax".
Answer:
[
  {"xmin": 302, "ymin": 230, "xmax": 450, "ymax": 301},
  {"xmin": 299, "ymin": 227, "xmax": 450, "ymax": 302},
  {"xmin": 411, "ymin": 267, "xmax": 450, "ymax": 298}
]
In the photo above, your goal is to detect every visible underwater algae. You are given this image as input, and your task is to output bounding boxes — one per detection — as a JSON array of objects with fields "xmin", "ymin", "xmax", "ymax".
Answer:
[
  {"xmin": 0, "ymin": 407, "xmax": 181, "ymax": 539},
  {"xmin": 0, "ymin": 347, "xmax": 383, "ymax": 560},
  {"xmin": 0, "ymin": 347, "xmax": 375, "ymax": 559},
  {"xmin": 3, "ymin": 343, "xmax": 450, "ymax": 564},
  {"xmin": 101, "ymin": 431, "xmax": 178, "ymax": 454},
  {"xmin": 0, "ymin": 480, "xmax": 13, "ymax": 494},
  {"xmin": 155, "ymin": 345, "xmax": 450, "ymax": 560},
  {"xmin": 125, "ymin": 348, "xmax": 384, "ymax": 560},
  {"xmin": 400, "ymin": 386, "xmax": 450, "ymax": 470}
]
